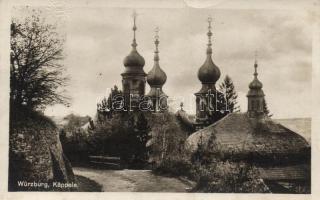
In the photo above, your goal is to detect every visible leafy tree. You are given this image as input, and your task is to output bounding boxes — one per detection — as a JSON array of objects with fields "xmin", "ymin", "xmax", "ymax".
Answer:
[
  {"xmin": 148, "ymin": 112, "xmax": 188, "ymax": 165},
  {"xmin": 97, "ymin": 85, "xmax": 123, "ymax": 121},
  {"xmin": 62, "ymin": 114, "xmax": 91, "ymax": 135},
  {"xmin": 263, "ymin": 98, "xmax": 273, "ymax": 117},
  {"xmin": 130, "ymin": 113, "xmax": 151, "ymax": 166},
  {"xmin": 10, "ymin": 10, "xmax": 69, "ymax": 111},
  {"xmin": 219, "ymin": 75, "xmax": 240, "ymax": 113}
]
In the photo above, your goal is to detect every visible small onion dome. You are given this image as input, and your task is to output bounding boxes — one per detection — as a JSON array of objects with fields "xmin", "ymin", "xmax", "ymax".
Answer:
[
  {"xmin": 147, "ymin": 64, "xmax": 167, "ymax": 86},
  {"xmin": 123, "ymin": 49, "xmax": 145, "ymax": 68},
  {"xmin": 249, "ymin": 78, "xmax": 263, "ymax": 89},
  {"xmin": 147, "ymin": 30, "xmax": 166, "ymax": 87},
  {"xmin": 198, "ymin": 57, "xmax": 221, "ymax": 84},
  {"xmin": 249, "ymin": 62, "xmax": 263, "ymax": 89}
]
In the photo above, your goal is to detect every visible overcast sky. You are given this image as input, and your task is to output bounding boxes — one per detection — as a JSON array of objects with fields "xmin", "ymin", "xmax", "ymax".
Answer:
[{"xmin": 22, "ymin": 7, "xmax": 312, "ymax": 119}]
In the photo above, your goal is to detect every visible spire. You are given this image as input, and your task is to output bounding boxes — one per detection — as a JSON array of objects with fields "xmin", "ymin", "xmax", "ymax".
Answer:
[
  {"xmin": 147, "ymin": 26, "xmax": 167, "ymax": 88},
  {"xmin": 154, "ymin": 27, "xmax": 160, "ymax": 63},
  {"xmin": 206, "ymin": 17, "xmax": 213, "ymax": 55},
  {"xmin": 180, "ymin": 102, "xmax": 184, "ymax": 111},
  {"xmin": 249, "ymin": 52, "xmax": 263, "ymax": 90},
  {"xmin": 146, "ymin": 27, "xmax": 168, "ymax": 112},
  {"xmin": 132, "ymin": 10, "xmax": 138, "ymax": 49},
  {"xmin": 123, "ymin": 10, "xmax": 145, "ymax": 70},
  {"xmin": 197, "ymin": 17, "xmax": 220, "ymax": 85},
  {"xmin": 247, "ymin": 52, "xmax": 265, "ymax": 118},
  {"xmin": 254, "ymin": 51, "xmax": 258, "ymax": 78}
]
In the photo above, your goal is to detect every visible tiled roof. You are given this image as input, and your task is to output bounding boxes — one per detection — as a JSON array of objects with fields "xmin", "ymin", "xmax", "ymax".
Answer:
[
  {"xmin": 275, "ymin": 118, "xmax": 311, "ymax": 144},
  {"xmin": 186, "ymin": 113, "xmax": 309, "ymax": 155}
]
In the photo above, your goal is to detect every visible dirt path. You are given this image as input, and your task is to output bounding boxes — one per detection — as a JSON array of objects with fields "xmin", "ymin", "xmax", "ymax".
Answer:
[{"xmin": 73, "ymin": 167, "xmax": 194, "ymax": 192}]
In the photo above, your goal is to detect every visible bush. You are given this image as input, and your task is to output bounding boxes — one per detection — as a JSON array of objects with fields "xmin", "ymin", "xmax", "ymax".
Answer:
[
  {"xmin": 192, "ymin": 161, "xmax": 269, "ymax": 193},
  {"xmin": 154, "ymin": 158, "xmax": 194, "ymax": 177},
  {"xmin": 153, "ymin": 151, "xmax": 269, "ymax": 193}
]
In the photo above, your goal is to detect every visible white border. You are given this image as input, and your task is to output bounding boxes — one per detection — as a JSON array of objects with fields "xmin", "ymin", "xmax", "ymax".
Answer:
[{"xmin": 0, "ymin": 0, "xmax": 319, "ymax": 199}]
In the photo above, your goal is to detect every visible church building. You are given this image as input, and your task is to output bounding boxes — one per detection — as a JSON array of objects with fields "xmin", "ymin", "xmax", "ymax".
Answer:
[
  {"xmin": 186, "ymin": 59, "xmax": 311, "ymax": 193},
  {"xmin": 194, "ymin": 17, "xmax": 227, "ymax": 130},
  {"xmin": 146, "ymin": 28, "xmax": 168, "ymax": 112},
  {"xmin": 119, "ymin": 13, "xmax": 168, "ymax": 112},
  {"xmin": 121, "ymin": 13, "xmax": 147, "ymax": 110}
]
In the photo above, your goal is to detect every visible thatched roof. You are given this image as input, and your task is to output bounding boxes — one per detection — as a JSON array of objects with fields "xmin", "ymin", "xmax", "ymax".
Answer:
[{"xmin": 186, "ymin": 113, "xmax": 309, "ymax": 156}]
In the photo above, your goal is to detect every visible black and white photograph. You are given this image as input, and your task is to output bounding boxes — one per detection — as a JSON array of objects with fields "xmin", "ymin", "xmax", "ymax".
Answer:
[{"xmin": 1, "ymin": 0, "xmax": 319, "ymax": 198}]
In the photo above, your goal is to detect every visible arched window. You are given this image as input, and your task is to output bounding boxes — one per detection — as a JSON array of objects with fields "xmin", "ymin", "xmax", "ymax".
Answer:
[
  {"xmin": 252, "ymin": 100, "xmax": 256, "ymax": 110},
  {"xmin": 256, "ymin": 100, "xmax": 259, "ymax": 111}
]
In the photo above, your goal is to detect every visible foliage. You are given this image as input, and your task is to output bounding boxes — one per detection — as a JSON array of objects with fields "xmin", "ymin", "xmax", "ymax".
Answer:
[
  {"xmin": 155, "ymin": 154, "xmax": 269, "ymax": 193},
  {"xmin": 147, "ymin": 112, "xmax": 188, "ymax": 165},
  {"xmin": 192, "ymin": 161, "xmax": 269, "ymax": 193},
  {"xmin": 10, "ymin": 10, "xmax": 69, "ymax": 111},
  {"xmin": 114, "ymin": 112, "xmax": 151, "ymax": 167},
  {"xmin": 219, "ymin": 75, "xmax": 240, "ymax": 113},
  {"xmin": 262, "ymin": 98, "xmax": 273, "ymax": 117},
  {"xmin": 88, "ymin": 111, "xmax": 189, "ymax": 168},
  {"xmin": 153, "ymin": 158, "xmax": 194, "ymax": 177},
  {"xmin": 60, "ymin": 127, "xmax": 90, "ymax": 164},
  {"xmin": 10, "ymin": 107, "xmax": 56, "ymax": 129},
  {"xmin": 59, "ymin": 114, "xmax": 92, "ymax": 163},
  {"xmin": 86, "ymin": 111, "xmax": 151, "ymax": 168},
  {"xmin": 96, "ymin": 85, "xmax": 123, "ymax": 121},
  {"xmin": 62, "ymin": 114, "xmax": 91, "ymax": 134},
  {"xmin": 154, "ymin": 130, "xmax": 269, "ymax": 193},
  {"xmin": 191, "ymin": 132, "xmax": 222, "ymax": 165}
]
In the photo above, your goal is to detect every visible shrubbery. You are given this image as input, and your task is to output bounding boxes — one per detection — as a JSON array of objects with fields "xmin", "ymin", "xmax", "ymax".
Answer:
[
  {"xmin": 154, "ymin": 158, "xmax": 194, "ymax": 177},
  {"xmin": 192, "ymin": 161, "xmax": 269, "ymax": 193},
  {"xmin": 155, "ymin": 156, "xmax": 269, "ymax": 193},
  {"xmin": 153, "ymin": 130, "xmax": 269, "ymax": 193}
]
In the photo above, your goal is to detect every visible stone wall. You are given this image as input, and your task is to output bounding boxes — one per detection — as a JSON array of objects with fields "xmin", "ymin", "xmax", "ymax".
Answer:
[{"xmin": 9, "ymin": 111, "xmax": 75, "ymax": 191}]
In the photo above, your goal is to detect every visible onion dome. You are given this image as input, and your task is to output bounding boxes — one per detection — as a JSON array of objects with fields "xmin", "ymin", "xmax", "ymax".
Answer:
[
  {"xmin": 123, "ymin": 11, "xmax": 145, "ymax": 73},
  {"xmin": 198, "ymin": 17, "xmax": 221, "ymax": 84},
  {"xmin": 147, "ymin": 28, "xmax": 167, "ymax": 87},
  {"xmin": 123, "ymin": 49, "xmax": 145, "ymax": 68},
  {"xmin": 249, "ymin": 61, "xmax": 263, "ymax": 90}
]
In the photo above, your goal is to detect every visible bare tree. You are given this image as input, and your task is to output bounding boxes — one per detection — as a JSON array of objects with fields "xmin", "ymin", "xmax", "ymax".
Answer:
[{"xmin": 10, "ymin": 10, "xmax": 69, "ymax": 111}]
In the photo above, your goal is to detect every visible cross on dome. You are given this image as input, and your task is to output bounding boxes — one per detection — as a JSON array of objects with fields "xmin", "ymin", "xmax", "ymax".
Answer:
[{"xmin": 132, "ymin": 10, "xmax": 138, "ymax": 48}]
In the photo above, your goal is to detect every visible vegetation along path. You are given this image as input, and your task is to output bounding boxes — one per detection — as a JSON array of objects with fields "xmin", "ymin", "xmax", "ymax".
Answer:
[{"xmin": 73, "ymin": 167, "xmax": 194, "ymax": 192}]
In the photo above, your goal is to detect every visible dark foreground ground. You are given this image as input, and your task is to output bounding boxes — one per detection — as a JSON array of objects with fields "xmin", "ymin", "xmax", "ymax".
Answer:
[
  {"xmin": 75, "ymin": 175, "xmax": 103, "ymax": 192},
  {"xmin": 74, "ymin": 167, "xmax": 195, "ymax": 192}
]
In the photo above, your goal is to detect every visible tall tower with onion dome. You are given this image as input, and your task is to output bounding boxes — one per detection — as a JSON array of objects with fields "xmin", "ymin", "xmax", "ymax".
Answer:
[
  {"xmin": 247, "ymin": 55, "xmax": 265, "ymax": 118},
  {"xmin": 121, "ymin": 11, "xmax": 146, "ymax": 110},
  {"xmin": 194, "ymin": 17, "xmax": 224, "ymax": 130},
  {"xmin": 146, "ymin": 27, "xmax": 168, "ymax": 112}
]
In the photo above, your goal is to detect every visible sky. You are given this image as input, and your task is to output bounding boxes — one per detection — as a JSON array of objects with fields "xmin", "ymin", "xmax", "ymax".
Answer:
[{"xmin": 16, "ymin": 7, "xmax": 313, "ymax": 119}]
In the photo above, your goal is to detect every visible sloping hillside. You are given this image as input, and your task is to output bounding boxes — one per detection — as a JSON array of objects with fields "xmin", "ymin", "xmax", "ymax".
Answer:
[
  {"xmin": 275, "ymin": 118, "xmax": 311, "ymax": 144},
  {"xmin": 9, "ymin": 111, "xmax": 75, "ymax": 191}
]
